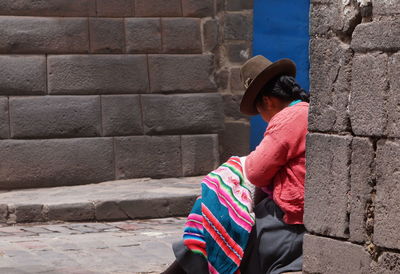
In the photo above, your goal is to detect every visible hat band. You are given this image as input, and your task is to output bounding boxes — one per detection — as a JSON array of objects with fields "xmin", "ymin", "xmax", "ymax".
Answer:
[{"xmin": 244, "ymin": 77, "xmax": 253, "ymax": 89}]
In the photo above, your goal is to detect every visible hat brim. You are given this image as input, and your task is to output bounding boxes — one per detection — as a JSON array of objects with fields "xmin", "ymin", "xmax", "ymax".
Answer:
[{"xmin": 240, "ymin": 59, "xmax": 296, "ymax": 116}]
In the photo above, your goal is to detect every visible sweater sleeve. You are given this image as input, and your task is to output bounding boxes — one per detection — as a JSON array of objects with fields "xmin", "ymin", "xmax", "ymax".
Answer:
[{"xmin": 245, "ymin": 123, "xmax": 289, "ymax": 187}]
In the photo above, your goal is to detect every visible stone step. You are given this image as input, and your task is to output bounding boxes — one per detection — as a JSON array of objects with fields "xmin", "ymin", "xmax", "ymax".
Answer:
[{"xmin": 0, "ymin": 177, "xmax": 202, "ymax": 224}]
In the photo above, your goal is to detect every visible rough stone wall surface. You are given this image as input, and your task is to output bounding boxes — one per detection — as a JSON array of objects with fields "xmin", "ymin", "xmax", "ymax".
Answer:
[
  {"xmin": 305, "ymin": 0, "xmax": 400, "ymax": 272},
  {"xmin": 0, "ymin": 0, "xmax": 252, "ymax": 189}
]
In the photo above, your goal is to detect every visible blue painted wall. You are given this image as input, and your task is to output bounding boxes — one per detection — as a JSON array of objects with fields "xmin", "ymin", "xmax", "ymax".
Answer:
[{"xmin": 250, "ymin": 0, "xmax": 310, "ymax": 150}]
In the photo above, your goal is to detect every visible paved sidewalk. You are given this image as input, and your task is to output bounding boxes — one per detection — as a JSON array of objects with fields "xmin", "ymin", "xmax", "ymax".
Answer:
[
  {"xmin": 0, "ymin": 177, "xmax": 201, "ymax": 223},
  {"xmin": 0, "ymin": 218, "xmax": 186, "ymax": 273}
]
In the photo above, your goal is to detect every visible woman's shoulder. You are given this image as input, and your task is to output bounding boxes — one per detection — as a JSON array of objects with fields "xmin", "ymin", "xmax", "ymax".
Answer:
[{"xmin": 269, "ymin": 102, "xmax": 309, "ymax": 128}]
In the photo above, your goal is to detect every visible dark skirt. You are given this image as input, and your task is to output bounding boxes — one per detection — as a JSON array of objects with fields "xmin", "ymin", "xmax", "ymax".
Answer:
[{"xmin": 173, "ymin": 198, "xmax": 305, "ymax": 274}]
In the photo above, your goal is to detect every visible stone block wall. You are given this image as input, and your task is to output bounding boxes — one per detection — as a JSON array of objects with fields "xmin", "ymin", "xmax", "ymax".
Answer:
[
  {"xmin": 0, "ymin": 0, "xmax": 252, "ymax": 189},
  {"xmin": 305, "ymin": 0, "xmax": 400, "ymax": 272}
]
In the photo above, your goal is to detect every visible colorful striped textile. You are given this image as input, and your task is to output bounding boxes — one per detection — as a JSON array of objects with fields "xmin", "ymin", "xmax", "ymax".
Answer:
[{"xmin": 182, "ymin": 156, "xmax": 255, "ymax": 273}]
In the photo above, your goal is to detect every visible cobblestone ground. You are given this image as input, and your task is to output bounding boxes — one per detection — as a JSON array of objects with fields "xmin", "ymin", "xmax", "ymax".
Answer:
[{"xmin": 0, "ymin": 218, "xmax": 186, "ymax": 274}]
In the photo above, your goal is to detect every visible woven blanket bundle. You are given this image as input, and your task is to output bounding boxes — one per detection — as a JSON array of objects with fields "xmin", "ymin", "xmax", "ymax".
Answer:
[{"xmin": 182, "ymin": 156, "xmax": 256, "ymax": 274}]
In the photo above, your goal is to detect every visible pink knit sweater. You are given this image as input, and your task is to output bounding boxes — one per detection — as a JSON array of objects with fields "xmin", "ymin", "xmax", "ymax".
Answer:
[{"xmin": 245, "ymin": 102, "xmax": 309, "ymax": 224}]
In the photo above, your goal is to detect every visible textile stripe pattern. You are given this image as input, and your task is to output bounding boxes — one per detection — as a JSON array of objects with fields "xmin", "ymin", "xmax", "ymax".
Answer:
[{"xmin": 182, "ymin": 156, "xmax": 255, "ymax": 273}]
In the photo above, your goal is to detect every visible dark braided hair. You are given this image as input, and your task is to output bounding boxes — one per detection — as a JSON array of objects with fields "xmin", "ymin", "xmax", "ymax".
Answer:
[{"xmin": 256, "ymin": 75, "xmax": 309, "ymax": 104}]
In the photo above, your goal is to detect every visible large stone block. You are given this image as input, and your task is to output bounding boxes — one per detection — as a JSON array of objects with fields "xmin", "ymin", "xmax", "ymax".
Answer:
[
  {"xmin": 374, "ymin": 140, "xmax": 400, "ymax": 250},
  {"xmin": 349, "ymin": 137, "xmax": 375, "ymax": 243},
  {"xmin": 9, "ymin": 96, "xmax": 101, "ymax": 139},
  {"xmin": 310, "ymin": 3, "xmax": 337, "ymax": 35},
  {"xmin": 387, "ymin": 52, "xmax": 400, "ymax": 138},
  {"xmin": 203, "ymin": 19, "xmax": 219, "ymax": 52},
  {"xmin": 95, "ymin": 201, "xmax": 128, "ymax": 221},
  {"xmin": 310, "ymin": 2, "xmax": 360, "ymax": 36},
  {"xmin": 0, "ymin": 55, "xmax": 46, "ymax": 96},
  {"xmin": 230, "ymin": 67, "xmax": 245, "ymax": 92},
  {"xmin": 162, "ymin": 18, "xmax": 202, "ymax": 54},
  {"xmin": 96, "ymin": 0, "xmax": 134, "ymax": 17},
  {"xmin": 142, "ymin": 93, "xmax": 224, "ymax": 135},
  {"xmin": 303, "ymin": 234, "xmax": 371, "ymax": 274},
  {"xmin": 135, "ymin": 0, "xmax": 182, "ymax": 17},
  {"xmin": 352, "ymin": 21, "xmax": 400, "ymax": 52},
  {"xmin": 126, "ymin": 18, "xmax": 161, "ymax": 53},
  {"xmin": 224, "ymin": 12, "xmax": 253, "ymax": 40},
  {"xmin": 182, "ymin": 135, "xmax": 219, "ymax": 176},
  {"xmin": 182, "ymin": 0, "xmax": 213, "ymax": 17},
  {"xmin": 0, "ymin": 17, "xmax": 89, "ymax": 54},
  {"xmin": 308, "ymin": 38, "xmax": 352, "ymax": 133},
  {"xmin": 114, "ymin": 136, "xmax": 182, "ymax": 179},
  {"xmin": 48, "ymin": 55, "xmax": 149, "ymax": 95},
  {"xmin": 148, "ymin": 54, "xmax": 216, "ymax": 93},
  {"xmin": 101, "ymin": 95, "xmax": 143, "ymax": 136},
  {"xmin": 46, "ymin": 203, "xmax": 95, "ymax": 222},
  {"xmin": 304, "ymin": 133, "xmax": 352, "ymax": 238},
  {"xmin": 373, "ymin": 0, "xmax": 400, "ymax": 15},
  {"xmin": 226, "ymin": 0, "xmax": 253, "ymax": 10},
  {"xmin": 222, "ymin": 93, "xmax": 247, "ymax": 120},
  {"xmin": 118, "ymin": 196, "xmax": 195, "ymax": 219},
  {"xmin": 0, "ymin": 0, "xmax": 96, "ymax": 16},
  {"xmin": 9, "ymin": 204, "xmax": 44, "ymax": 223},
  {"xmin": 349, "ymin": 53, "xmax": 388, "ymax": 136},
  {"xmin": 0, "ymin": 138, "xmax": 114, "ymax": 189},
  {"xmin": 89, "ymin": 18, "xmax": 124, "ymax": 53},
  {"xmin": 0, "ymin": 97, "xmax": 9, "ymax": 139},
  {"xmin": 219, "ymin": 121, "xmax": 250, "ymax": 162}
]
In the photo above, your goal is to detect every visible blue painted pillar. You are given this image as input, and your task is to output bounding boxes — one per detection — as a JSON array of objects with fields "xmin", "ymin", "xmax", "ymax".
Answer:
[{"xmin": 250, "ymin": 0, "xmax": 310, "ymax": 150}]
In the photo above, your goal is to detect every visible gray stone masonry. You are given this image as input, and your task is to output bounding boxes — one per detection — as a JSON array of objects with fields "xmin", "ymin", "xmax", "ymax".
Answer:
[
  {"xmin": 0, "ymin": 17, "xmax": 89, "ymax": 54},
  {"xmin": 0, "ymin": 2, "xmax": 253, "ymax": 190},
  {"xmin": 89, "ymin": 18, "xmax": 125, "ymax": 53},
  {"xmin": 0, "ymin": 55, "xmax": 46, "ymax": 95},
  {"xmin": 306, "ymin": 0, "xmax": 400, "ymax": 271},
  {"xmin": 48, "ymin": 55, "xmax": 149, "ymax": 95},
  {"xmin": 308, "ymin": 38, "xmax": 352, "ymax": 133},
  {"xmin": 135, "ymin": 0, "xmax": 182, "ymax": 17},
  {"xmin": 96, "ymin": 0, "xmax": 134, "ymax": 17},
  {"xmin": 9, "ymin": 96, "xmax": 101, "ymax": 139},
  {"xmin": 141, "ymin": 93, "xmax": 224, "ymax": 134},
  {"xmin": 0, "ymin": 0, "xmax": 96, "ymax": 16},
  {"xmin": 374, "ymin": 140, "xmax": 400, "ymax": 250},
  {"xmin": 349, "ymin": 53, "xmax": 388, "ymax": 137},
  {"xmin": 182, "ymin": 0, "xmax": 214, "ymax": 17},
  {"xmin": 352, "ymin": 20, "xmax": 400, "ymax": 52},
  {"xmin": 350, "ymin": 137, "xmax": 375, "ymax": 243},
  {"xmin": 114, "ymin": 136, "xmax": 182, "ymax": 179},
  {"xmin": 303, "ymin": 234, "xmax": 371, "ymax": 274},
  {"xmin": 101, "ymin": 95, "xmax": 143, "ymax": 136},
  {"xmin": 372, "ymin": 0, "xmax": 400, "ymax": 15},
  {"xmin": 304, "ymin": 133, "xmax": 352, "ymax": 239},
  {"xmin": 148, "ymin": 54, "xmax": 216, "ymax": 93},
  {"xmin": 161, "ymin": 18, "xmax": 202, "ymax": 53},
  {"xmin": 0, "ymin": 138, "xmax": 115, "ymax": 189},
  {"xmin": 125, "ymin": 18, "xmax": 162, "ymax": 53},
  {"xmin": 182, "ymin": 134, "xmax": 220, "ymax": 176}
]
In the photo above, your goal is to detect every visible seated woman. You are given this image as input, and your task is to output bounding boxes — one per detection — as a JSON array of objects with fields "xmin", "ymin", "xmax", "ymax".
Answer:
[{"xmin": 164, "ymin": 55, "xmax": 309, "ymax": 274}]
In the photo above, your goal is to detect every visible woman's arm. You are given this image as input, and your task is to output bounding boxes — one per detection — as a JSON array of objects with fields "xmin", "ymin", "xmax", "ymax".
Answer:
[{"xmin": 245, "ymin": 125, "xmax": 289, "ymax": 187}]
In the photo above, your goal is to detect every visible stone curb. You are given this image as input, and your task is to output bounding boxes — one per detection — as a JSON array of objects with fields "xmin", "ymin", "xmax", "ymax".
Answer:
[{"xmin": 0, "ymin": 176, "xmax": 202, "ymax": 224}]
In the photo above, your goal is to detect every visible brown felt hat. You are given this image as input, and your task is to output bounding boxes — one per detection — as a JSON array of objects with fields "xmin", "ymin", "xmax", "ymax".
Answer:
[{"xmin": 239, "ymin": 55, "xmax": 296, "ymax": 115}]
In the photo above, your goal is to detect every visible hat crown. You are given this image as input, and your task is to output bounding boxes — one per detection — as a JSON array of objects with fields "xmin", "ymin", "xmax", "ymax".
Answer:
[{"xmin": 240, "ymin": 55, "xmax": 273, "ymax": 89}]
